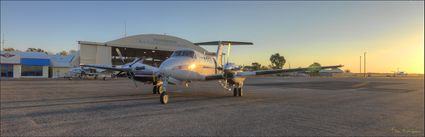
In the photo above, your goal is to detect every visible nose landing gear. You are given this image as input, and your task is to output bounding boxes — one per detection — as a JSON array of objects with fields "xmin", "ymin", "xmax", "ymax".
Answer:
[
  {"xmin": 160, "ymin": 92, "xmax": 169, "ymax": 104},
  {"xmin": 153, "ymin": 85, "xmax": 163, "ymax": 94},
  {"xmin": 159, "ymin": 77, "xmax": 169, "ymax": 104},
  {"xmin": 152, "ymin": 81, "xmax": 163, "ymax": 94}
]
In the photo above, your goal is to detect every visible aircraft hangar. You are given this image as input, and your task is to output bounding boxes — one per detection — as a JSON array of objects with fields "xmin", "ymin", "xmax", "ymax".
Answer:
[
  {"xmin": 1, "ymin": 34, "xmax": 212, "ymax": 78},
  {"xmin": 78, "ymin": 34, "xmax": 209, "ymax": 67}
]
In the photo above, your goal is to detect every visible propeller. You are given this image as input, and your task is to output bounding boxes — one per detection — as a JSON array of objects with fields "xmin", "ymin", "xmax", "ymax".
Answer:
[
  {"xmin": 126, "ymin": 57, "xmax": 146, "ymax": 87},
  {"xmin": 115, "ymin": 48, "xmax": 143, "ymax": 87},
  {"xmin": 223, "ymin": 43, "xmax": 241, "ymax": 77}
]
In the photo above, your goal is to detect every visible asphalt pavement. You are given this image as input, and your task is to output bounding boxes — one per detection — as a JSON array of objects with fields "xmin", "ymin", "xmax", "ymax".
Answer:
[{"xmin": 1, "ymin": 77, "xmax": 423, "ymax": 136}]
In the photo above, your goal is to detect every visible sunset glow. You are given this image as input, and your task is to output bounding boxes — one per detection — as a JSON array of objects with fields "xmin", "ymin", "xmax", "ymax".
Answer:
[{"xmin": 1, "ymin": 1, "xmax": 423, "ymax": 73}]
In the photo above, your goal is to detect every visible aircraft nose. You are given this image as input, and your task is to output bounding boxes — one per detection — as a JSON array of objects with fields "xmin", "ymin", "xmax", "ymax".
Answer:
[
  {"xmin": 159, "ymin": 58, "xmax": 192, "ymax": 76},
  {"xmin": 159, "ymin": 59, "xmax": 174, "ymax": 71},
  {"xmin": 159, "ymin": 58, "xmax": 181, "ymax": 75}
]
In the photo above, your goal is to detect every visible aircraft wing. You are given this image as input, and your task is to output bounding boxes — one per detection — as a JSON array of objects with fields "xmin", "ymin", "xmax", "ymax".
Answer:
[
  {"xmin": 237, "ymin": 65, "xmax": 344, "ymax": 76},
  {"xmin": 80, "ymin": 64, "xmax": 131, "ymax": 72},
  {"xmin": 204, "ymin": 65, "xmax": 343, "ymax": 80}
]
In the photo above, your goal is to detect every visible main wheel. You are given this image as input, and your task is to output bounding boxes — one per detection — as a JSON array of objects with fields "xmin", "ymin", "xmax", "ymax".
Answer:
[
  {"xmin": 160, "ymin": 92, "xmax": 168, "ymax": 104},
  {"xmin": 238, "ymin": 88, "xmax": 243, "ymax": 97},
  {"xmin": 233, "ymin": 88, "xmax": 238, "ymax": 96},
  {"xmin": 152, "ymin": 86, "xmax": 157, "ymax": 94}
]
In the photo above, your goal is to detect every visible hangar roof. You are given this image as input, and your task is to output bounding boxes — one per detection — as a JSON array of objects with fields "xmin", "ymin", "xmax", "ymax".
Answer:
[{"xmin": 79, "ymin": 34, "xmax": 209, "ymax": 53}]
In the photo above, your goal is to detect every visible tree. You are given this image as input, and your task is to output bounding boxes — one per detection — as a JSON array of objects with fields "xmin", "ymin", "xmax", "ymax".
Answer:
[
  {"xmin": 269, "ymin": 53, "xmax": 286, "ymax": 69},
  {"xmin": 3, "ymin": 48, "xmax": 16, "ymax": 51},
  {"xmin": 26, "ymin": 48, "xmax": 48, "ymax": 54},
  {"xmin": 59, "ymin": 50, "xmax": 68, "ymax": 56},
  {"xmin": 69, "ymin": 49, "xmax": 77, "ymax": 54},
  {"xmin": 251, "ymin": 62, "xmax": 261, "ymax": 70}
]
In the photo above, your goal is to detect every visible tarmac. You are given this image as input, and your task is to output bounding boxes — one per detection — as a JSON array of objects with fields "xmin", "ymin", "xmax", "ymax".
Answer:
[{"xmin": 1, "ymin": 77, "xmax": 423, "ymax": 136}]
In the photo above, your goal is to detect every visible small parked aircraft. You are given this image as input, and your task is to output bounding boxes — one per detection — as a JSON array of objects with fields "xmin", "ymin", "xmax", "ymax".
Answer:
[
  {"xmin": 82, "ymin": 41, "xmax": 343, "ymax": 104},
  {"xmin": 67, "ymin": 67, "xmax": 113, "ymax": 80}
]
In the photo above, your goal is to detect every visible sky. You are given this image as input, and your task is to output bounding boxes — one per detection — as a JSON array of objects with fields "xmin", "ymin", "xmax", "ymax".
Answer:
[{"xmin": 1, "ymin": 1, "xmax": 424, "ymax": 73}]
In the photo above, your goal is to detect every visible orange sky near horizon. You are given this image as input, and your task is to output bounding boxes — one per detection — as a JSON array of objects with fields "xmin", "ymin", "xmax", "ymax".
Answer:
[{"xmin": 226, "ymin": 22, "xmax": 424, "ymax": 74}]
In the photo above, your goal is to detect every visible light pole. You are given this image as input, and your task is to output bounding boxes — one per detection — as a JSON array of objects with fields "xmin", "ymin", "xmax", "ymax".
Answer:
[
  {"xmin": 364, "ymin": 52, "xmax": 366, "ymax": 77},
  {"xmin": 360, "ymin": 56, "xmax": 362, "ymax": 74}
]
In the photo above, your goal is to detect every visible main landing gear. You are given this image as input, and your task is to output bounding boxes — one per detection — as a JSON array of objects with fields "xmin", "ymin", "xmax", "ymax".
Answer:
[
  {"xmin": 233, "ymin": 86, "xmax": 244, "ymax": 97},
  {"xmin": 152, "ymin": 81, "xmax": 163, "ymax": 94},
  {"xmin": 233, "ymin": 84, "xmax": 243, "ymax": 97}
]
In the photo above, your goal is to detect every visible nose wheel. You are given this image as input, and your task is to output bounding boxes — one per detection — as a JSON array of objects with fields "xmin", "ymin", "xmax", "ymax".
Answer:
[
  {"xmin": 159, "ymin": 77, "xmax": 169, "ymax": 104},
  {"xmin": 160, "ymin": 92, "xmax": 169, "ymax": 104}
]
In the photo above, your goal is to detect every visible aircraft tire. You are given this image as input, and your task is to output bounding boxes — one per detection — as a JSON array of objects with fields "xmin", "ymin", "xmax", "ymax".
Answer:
[
  {"xmin": 233, "ymin": 88, "xmax": 238, "ymax": 96},
  {"xmin": 238, "ymin": 88, "xmax": 243, "ymax": 97},
  {"xmin": 160, "ymin": 92, "xmax": 168, "ymax": 104}
]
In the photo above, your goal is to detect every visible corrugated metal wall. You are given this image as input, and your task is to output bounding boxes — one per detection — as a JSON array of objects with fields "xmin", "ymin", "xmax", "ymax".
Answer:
[{"xmin": 80, "ymin": 44, "xmax": 112, "ymax": 65}]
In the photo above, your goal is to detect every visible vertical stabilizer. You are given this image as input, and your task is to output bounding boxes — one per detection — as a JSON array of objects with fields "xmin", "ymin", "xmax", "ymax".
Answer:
[
  {"xmin": 216, "ymin": 42, "xmax": 224, "ymax": 66},
  {"xmin": 194, "ymin": 40, "xmax": 253, "ymax": 67}
]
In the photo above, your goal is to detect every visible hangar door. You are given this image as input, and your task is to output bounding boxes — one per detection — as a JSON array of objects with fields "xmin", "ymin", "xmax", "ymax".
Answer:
[{"xmin": 80, "ymin": 44, "xmax": 112, "ymax": 65}]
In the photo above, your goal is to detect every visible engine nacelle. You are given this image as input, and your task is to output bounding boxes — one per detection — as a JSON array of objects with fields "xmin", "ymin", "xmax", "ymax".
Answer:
[{"xmin": 223, "ymin": 63, "xmax": 241, "ymax": 71}]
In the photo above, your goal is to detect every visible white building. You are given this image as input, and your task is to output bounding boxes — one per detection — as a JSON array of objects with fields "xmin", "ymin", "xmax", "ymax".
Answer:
[
  {"xmin": 49, "ymin": 53, "xmax": 79, "ymax": 78},
  {"xmin": 1, "ymin": 51, "xmax": 50, "ymax": 78}
]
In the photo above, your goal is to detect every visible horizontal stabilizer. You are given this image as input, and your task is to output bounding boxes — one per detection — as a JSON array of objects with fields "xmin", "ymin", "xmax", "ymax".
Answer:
[{"xmin": 194, "ymin": 41, "xmax": 253, "ymax": 46}]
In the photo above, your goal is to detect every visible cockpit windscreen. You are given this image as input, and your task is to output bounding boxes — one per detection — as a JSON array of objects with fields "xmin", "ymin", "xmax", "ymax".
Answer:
[{"xmin": 171, "ymin": 50, "xmax": 195, "ymax": 58}]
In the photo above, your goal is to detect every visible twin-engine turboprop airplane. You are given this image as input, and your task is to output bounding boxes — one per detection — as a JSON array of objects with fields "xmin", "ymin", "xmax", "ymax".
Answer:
[{"xmin": 81, "ymin": 41, "xmax": 343, "ymax": 104}]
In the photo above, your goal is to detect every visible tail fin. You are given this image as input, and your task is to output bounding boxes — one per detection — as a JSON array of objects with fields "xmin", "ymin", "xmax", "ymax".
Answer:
[{"xmin": 216, "ymin": 44, "xmax": 224, "ymax": 66}]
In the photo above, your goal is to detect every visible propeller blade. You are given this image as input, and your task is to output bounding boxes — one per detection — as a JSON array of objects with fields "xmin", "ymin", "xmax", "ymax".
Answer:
[
  {"xmin": 140, "ymin": 56, "xmax": 145, "ymax": 64},
  {"xmin": 126, "ymin": 71, "xmax": 138, "ymax": 87},
  {"xmin": 116, "ymin": 71, "xmax": 124, "ymax": 76},
  {"xmin": 115, "ymin": 48, "xmax": 126, "ymax": 64},
  {"xmin": 129, "ymin": 72, "xmax": 138, "ymax": 87}
]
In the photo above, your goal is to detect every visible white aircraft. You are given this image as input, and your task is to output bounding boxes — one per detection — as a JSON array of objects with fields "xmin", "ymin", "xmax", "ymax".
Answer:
[
  {"xmin": 67, "ymin": 67, "xmax": 113, "ymax": 80},
  {"xmin": 70, "ymin": 47, "xmax": 157, "ymax": 81},
  {"xmin": 82, "ymin": 41, "xmax": 343, "ymax": 104}
]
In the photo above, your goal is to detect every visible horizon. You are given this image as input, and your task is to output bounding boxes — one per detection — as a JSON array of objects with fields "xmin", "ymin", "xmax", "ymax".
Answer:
[{"xmin": 1, "ymin": 1, "xmax": 423, "ymax": 74}]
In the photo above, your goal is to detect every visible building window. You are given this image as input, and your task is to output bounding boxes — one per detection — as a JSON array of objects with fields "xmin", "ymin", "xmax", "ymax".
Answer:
[
  {"xmin": 21, "ymin": 65, "xmax": 43, "ymax": 76},
  {"xmin": 1, "ymin": 64, "xmax": 14, "ymax": 77}
]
